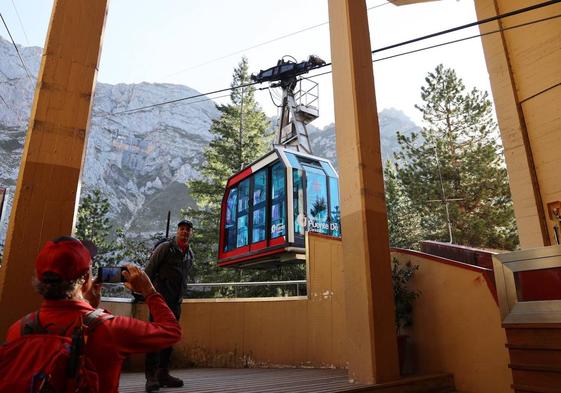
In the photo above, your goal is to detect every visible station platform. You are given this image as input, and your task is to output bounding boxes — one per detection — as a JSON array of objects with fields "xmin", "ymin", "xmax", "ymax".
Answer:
[{"xmin": 119, "ymin": 368, "xmax": 456, "ymax": 393}]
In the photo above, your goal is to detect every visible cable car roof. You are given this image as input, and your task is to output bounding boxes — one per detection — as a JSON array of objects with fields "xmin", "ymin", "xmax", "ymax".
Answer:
[{"xmin": 226, "ymin": 146, "xmax": 338, "ymax": 188}]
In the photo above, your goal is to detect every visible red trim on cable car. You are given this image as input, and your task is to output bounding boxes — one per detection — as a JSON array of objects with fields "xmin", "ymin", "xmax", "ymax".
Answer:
[
  {"xmin": 218, "ymin": 190, "xmax": 229, "ymax": 259},
  {"xmin": 221, "ymin": 245, "xmax": 250, "ymax": 259},
  {"xmin": 250, "ymin": 240, "xmax": 267, "ymax": 251},
  {"xmin": 218, "ymin": 246, "xmax": 288, "ymax": 267},
  {"xmin": 269, "ymin": 236, "xmax": 286, "ymax": 246},
  {"xmin": 227, "ymin": 167, "xmax": 252, "ymax": 187}
]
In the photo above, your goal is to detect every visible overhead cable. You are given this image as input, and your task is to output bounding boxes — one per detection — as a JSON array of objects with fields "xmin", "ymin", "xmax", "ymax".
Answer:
[
  {"xmin": 0, "ymin": 92, "xmax": 9, "ymax": 108},
  {"xmin": 163, "ymin": 0, "xmax": 391, "ymax": 78},
  {"xmin": 10, "ymin": 0, "xmax": 30, "ymax": 46},
  {"xmin": 104, "ymin": 87, "xmax": 255, "ymax": 116},
  {"xmin": 0, "ymin": 11, "xmax": 34, "ymax": 82},
  {"xmin": 318, "ymin": 0, "xmax": 561, "ymax": 69},
  {"xmin": 307, "ymin": 11, "xmax": 561, "ymax": 79},
  {"xmin": 371, "ymin": 0, "xmax": 561, "ymax": 55}
]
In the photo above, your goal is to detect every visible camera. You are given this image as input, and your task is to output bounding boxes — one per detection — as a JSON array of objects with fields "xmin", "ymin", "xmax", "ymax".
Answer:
[{"xmin": 98, "ymin": 266, "xmax": 128, "ymax": 283}]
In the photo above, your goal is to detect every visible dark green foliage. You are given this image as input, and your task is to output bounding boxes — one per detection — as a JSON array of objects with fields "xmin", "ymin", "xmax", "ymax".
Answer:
[
  {"xmin": 393, "ymin": 64, "xmax": 519, "ymax": 250},
  {"xmin": 384, "ymin": 161, "xmax": 422, "ymax": 250},
  {"xmin": 75, "ymin": 189, "xmax": 113, "ymax": 270},
  {"xmin": 392, "ymin": 258, "xmax": 420, "ymax": 334},
  {"xmin": 310, "ymin": 198, "xmax": 327, "ymax": 218},
  {"xmin": 76, "ymin": 189, "xmax": 156, "ymax": 271},
  {"xmin": 184, "ymin": 57, "xmax": 270, "ymax": 288}
]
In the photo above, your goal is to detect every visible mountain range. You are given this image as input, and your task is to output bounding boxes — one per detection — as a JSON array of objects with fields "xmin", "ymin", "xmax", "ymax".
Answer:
[{"xmin": 0, "ymin": 36, "xmax": 419, "ymax": 244}]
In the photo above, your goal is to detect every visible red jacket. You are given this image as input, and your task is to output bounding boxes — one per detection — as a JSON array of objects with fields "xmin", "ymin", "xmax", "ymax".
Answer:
[{"xmin": 6, "ymin": 293, "xmax": 181, "ymax": 393}]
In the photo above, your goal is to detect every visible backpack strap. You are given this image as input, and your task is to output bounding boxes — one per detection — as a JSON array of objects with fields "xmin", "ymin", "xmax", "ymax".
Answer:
[
  {"xmin": 19, "ymin": 308, "xmax": 114, "ymax": 337},
  {"xmin": 83, "ymin": 308, "xmax": 114, "ymax": 333},
  {"xmin": 147, "ymin": 240, "xmax": 172, "ymax": 283},
  {"xmin": 20, "ymin": 311, "xmax": 47, "ymax": 335}
]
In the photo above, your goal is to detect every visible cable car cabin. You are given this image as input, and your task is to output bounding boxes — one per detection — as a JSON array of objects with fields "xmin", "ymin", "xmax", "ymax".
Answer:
[{"xmin": 218, "ymin": 146, "xmax": 341, "ymax": 268}]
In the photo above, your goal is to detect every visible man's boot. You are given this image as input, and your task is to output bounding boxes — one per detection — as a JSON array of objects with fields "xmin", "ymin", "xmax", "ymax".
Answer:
[
  {"xmin": 157, "ymin": 368, "xmax": 184, "ymax": 388},
  {"xmin": 145, "ymin": 369, "xmax": 160, "ymax": 392}
]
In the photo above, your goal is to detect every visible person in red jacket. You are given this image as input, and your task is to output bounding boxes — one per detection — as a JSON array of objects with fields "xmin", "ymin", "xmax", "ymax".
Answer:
[{"xmin": 5, "ymin": 236, "xmax": 182, "ymax": 393}]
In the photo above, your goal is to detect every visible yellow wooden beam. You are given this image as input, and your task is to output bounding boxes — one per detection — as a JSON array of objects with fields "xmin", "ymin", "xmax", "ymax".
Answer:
[
  {"xmin": 0, "ymin": 0, "xmax": 108, "ymax": 338},
  {"xmin": 328, "ymin": 0, "xmax": 399, "ymax": 384}
]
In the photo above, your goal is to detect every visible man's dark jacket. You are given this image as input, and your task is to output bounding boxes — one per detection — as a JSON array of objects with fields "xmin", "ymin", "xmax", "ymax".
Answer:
[{"xmin": 145, "ymin": 236, "xmax": 194, "ymax": 308}]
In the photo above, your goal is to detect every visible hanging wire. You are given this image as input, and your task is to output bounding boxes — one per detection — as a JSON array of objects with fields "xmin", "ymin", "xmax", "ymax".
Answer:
[
  {"xmin": 0, "ymin": 12, "xmax": 34, "ymax": 82},
  {"xmin": 161, "ymin": 0, "xmax": 391, "ymax": 78},
  {"xmin": 10, "ymin": 0, "xmax": 30, "ymax": 46}
]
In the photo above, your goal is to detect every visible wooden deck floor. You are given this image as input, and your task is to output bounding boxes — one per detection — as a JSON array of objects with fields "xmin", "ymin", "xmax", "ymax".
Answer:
[{"xmin": 119, "ymin": 368, "xmax": 456, "ymax": 393}]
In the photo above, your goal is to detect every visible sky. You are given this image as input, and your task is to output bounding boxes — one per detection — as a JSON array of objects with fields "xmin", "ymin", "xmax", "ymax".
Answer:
[{"xmin": 0, "ymin": 0, "xmax": 493, "ymax": 128}]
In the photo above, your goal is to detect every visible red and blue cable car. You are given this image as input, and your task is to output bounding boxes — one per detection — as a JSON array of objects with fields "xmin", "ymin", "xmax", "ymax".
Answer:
[{"xmin": 218, "ymin": 146, "xmax": 341, "ymax": 267}]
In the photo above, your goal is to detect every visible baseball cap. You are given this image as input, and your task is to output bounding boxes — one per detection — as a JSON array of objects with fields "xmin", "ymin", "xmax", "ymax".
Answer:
[
  {"xmin": 35, "ymin": 236, "xmax": 96, "ymax": 281},
  {"xmin": 177, "ymin": 219, "xmax": 193, "ymax": 228}
]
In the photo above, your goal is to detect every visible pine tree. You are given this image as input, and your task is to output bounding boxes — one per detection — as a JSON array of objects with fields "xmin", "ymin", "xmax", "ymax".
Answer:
[
  {"xmin": 185, "ymin": 57, "xmax": 271, "ymax": 284},
  {"xmin": 394, "ymin": 64, "xmax": 519, "ymax": 250},
  {"xmin": 75, "ymin": 189, "xmax": 113, "ymax": 270},
  {"xmin": 384, "ymin": 160, "xmax": 422, "ymax": 249},
  {"xmin": 75, "ymin": 189, "xmax": 157, "ymax": 274}
]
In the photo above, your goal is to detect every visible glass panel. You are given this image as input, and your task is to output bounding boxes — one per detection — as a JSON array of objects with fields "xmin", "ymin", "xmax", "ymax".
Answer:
[
  {"xmin": 298, "ymin": 155, "xmax": 322, "ymax": 168},
  {"xmin": 236, "ymin": 179, "xmax": 250, "ymax": 248},
  {"xmin": 293, "ymin": 170, "xmax": 305, "ymax": 236},
  {"xmin": 514, "ymin": 267, "xmax": 561, "ymax": 301},
  {"xmin": 224, "ymin": 187, "xmax": 238, "ymax": 252},
  {"xmin": 321, "ymin": 161, "xmax": 338, "ymax": 178},
  {"xmin": 270, "ymin": 162, "xmax": 286, "ymax": 238},
  {"xmin": 329, "ymin": 178, "xmax": 341, "ymax": 237},
  {"xmin": 304, "ymin": 165, "xmax": 329, "ymax": 234},
  {"xmin": 253, "ymin": 170, "xmax": 267, "ymax": 205},
  {"xmin": 284, "ymin": 152, "xmax": 301, "ymax": 169},
  {"xmin": 252, "ymin": 170, "xmax": 267, "ymax": 243}
]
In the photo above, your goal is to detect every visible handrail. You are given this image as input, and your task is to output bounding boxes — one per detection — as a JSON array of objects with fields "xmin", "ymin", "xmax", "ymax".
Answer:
[
  {"xmin": 187, "ymin": 280, "xmax": 306, "ymax": 288},
  {"xmin": 187, "ymin": 280, "xmax": 307, "ymax": 297},
  {"xmin": 100, "ymin": 281, "xmax": 308, "ymax": 302}
]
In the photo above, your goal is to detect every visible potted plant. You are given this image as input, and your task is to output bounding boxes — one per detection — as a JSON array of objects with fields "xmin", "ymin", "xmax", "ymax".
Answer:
[{"xmin": 392, "ymin": 258, "xmax": 420, "ymax": 374}]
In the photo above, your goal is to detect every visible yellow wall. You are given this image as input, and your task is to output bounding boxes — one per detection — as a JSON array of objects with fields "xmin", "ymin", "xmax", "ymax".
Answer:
[
  {"xmin": 103, "ymin": 234, "xmax": 348, "ymax": 368},
  {"xmin": 178, "ymin": 234, "xmax": 348, "ymax": 367},
  {"xmin": 392, "ymin": 250, "xmax": 512, "ymax": 393}
]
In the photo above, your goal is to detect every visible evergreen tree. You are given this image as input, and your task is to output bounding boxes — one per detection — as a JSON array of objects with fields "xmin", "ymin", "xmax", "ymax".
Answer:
[
  {"xmin": 75, "ymin": 188, "xmax": 113, "ymax": 270},
  {"xmin": 185, "ymin": 57, "xmax": 271, "ymax": 285},
  {"xmin": 384, "ymin": 160, "xmax": 422, "ymax": 249},
  {"xmin": 394, "ymin": 64, "xmax": 518, "ymax": 250},
  {"xmin": 75, "ymin": 189, "xmax": 156, "ymax": 272}
]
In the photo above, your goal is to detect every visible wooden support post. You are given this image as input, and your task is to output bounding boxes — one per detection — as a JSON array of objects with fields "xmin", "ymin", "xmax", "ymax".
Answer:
[
  {"xmin": 474, "ymin": 0, "xmax": 554, "ymax": 248},
  {"xmin": 0, "ymin": 0, "xmax": 108, "ymax": 338},
  {"xmin": 328, "ymin": 0, "xmax": 399, "ymax": 384}
]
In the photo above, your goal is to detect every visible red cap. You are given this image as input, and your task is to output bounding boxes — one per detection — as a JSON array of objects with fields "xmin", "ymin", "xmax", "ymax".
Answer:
[{"xmin": 35, "ymin": 238, "xmax": 94, "ymax": 281}]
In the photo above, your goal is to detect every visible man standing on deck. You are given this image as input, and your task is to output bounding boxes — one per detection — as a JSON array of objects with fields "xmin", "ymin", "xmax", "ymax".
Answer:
[{"xmin": 144, "ymin": 219, "xmax": 194, "ymax": 392}]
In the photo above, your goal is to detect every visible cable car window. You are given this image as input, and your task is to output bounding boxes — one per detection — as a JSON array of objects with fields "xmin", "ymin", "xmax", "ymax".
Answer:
[
  {"xmin": 329, "ymin": 178, "xmax": 341, "ymax": 237},
  {"xmin": 252, "ymin": 169, "xmax": 267, "ymax": 243},
  {"xmin": 304, "ymin": 165, "xmax": 329, "ymax": 234},
  {"xmin": 236, "ymin": 179, "xmax": 250, "ymax": 247},
  {"xmin": 298, "ymin": 155, "xmax": 322, "ymax": 168},
  {"xmin": 224, "ymin": 187, "xmax": 238, "ymax": 252},
  {"xmin": 285, "ymin": 152, "xmax": 301, "ymax": 169},
  {"xmin": 270, "ymin": 162, "xmax": 286, "ymax": 238},
  {"xmin": 293, "ymin": 169, "xmax": 305, "ymax": 236}
]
